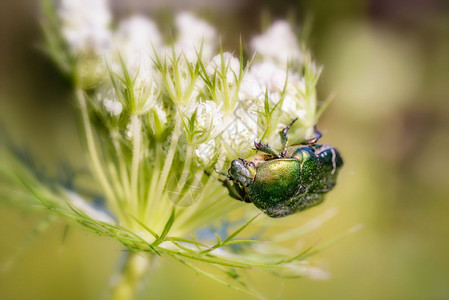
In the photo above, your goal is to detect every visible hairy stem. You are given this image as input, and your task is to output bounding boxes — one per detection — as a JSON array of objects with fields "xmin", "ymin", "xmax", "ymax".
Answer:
[
  {"xmin": 154, "ymin": 113, "xmax": 182, "ymax": 200},
  {"xmin": 130, "ymin": 114, "xmax": 142, "ymax": 215},
  {"xmin": 145, "ymin": 113, "xmax": 182, "ymax": 228},
  {"xmin": 76, "ymin": 89, "xmax": 120, "ymax": 216},
  {"xmin": 174, "ymin": 143, "xmax": 193, "ymax": 204},
  {"xmin": 112, "ymin": 130, "xmax": 130, "ymax": 200}
]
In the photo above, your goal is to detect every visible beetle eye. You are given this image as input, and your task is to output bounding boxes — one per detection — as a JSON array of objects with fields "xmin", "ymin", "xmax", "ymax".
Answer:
[{"xmin": 249, "ymin": 162, "xmax": 255, "ymax": 168}]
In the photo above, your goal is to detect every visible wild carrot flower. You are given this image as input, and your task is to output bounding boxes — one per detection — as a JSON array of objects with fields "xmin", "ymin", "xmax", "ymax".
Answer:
[{"xmin": 0, "ymin": 1, "xmax": 356, "ymax": 299}]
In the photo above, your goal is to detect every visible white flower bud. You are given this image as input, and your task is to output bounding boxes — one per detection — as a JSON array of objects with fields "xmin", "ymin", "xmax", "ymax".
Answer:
[
  {"xmin": 195, "ymin": 139, "xmax": 217, "ymax": 166},
  {"xmin": 103, "ymin": 99, "xmax": 123, "ymax": 116},
  {"xmin": 147, "ymin": 103, "xmax": 169, "ymax": 137},
  {"xmin": 248, "ymin": 62, "xmax": 288, "ymax": 93},
  {"xmin": 125, "ymin": 122, "xmax": 133, "ymax": 139},
  {"xmin": 153, "ymin": 103, "xmax": 168, "ymax": 127},
  {"xmin": 183, "ymin": 100, "xmax": 223, "ymax": 143},
  {"xmin": 59, "ymin": 0, "xmax": 112, "ymax": 55},
  {"xmin": 175, "ymin": 12, "xmax": 217, "ymax": 63},
  {"xmin": 113, "ymin": 15, "xmax": 162, "ymax": 73},
  {"xmin": 239, "ymin": 62, "xmax": 288, "ymax": 111},
  {"xmin": 251, "ymin": 20, "xmax": 302, "ymax": 66},
  {"xmin": 207, "ymin": 52, "xmax": 240, "ymax": 84},
  {"xmin": 221, "ymin": 108, "xmax": 258, "ymax": 157},
  {"xmin": 107, "ymin": 15, "xmax": 163, "ymax": 115}
]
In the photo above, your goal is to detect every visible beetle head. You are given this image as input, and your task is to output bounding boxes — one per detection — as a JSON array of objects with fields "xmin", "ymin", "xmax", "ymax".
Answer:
[{"xmin": 228, "ymin": 159, "xmax": 256, "ymax": 187}]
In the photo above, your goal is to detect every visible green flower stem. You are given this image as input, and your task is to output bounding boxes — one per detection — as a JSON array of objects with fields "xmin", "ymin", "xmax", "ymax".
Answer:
[
  {"xmin": 130, "ymin": 114, "xmax": 142, "ymax": 216},
  {"xmin": 174, "ymin": 153, "xmax": 227, "ymax": 228},
  {"xmin": 111, "ymin": 252, "xmax": 152, "ymax": 300},
  {"xmin": 76, "ymin": 89, "xmax": 121, "ymax": 217},
  {"xmin": 112, "ymin": 130, "xmax": 130, "ymax": 200},
  {"xmin": 107, "ymin": 160, "xmax": 125, "ymax": 200},
  {"xmin": 156, "ymin": 113, "xmax": 182, "ymax": 199},
  {"xmin": 175, "ymin": 143, "xmax": 194, "ymax": 201},
  {"xmin": 146, "ymin": 113, "xmax": 182, "ymax": 226},
  {"xmin": 143, "ymin": 145, "xmax": 161, "ymax": 223}
]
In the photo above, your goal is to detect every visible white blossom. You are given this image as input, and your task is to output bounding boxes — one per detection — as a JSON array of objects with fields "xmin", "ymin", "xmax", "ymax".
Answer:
[
  {"xmin": 113, "ymin": 15, "xmax": 162, "ymax": 72},
  {"xmin": 59, "ymin": 0, "xmax": 112, "ymax": 55},
  {"xmin": 110, "ymin": 51, "xmax": 159, "ymax": 115},
  {"xmin": 207, "ymin": 52, "xmax": 240, "ymax": 84},
  {"xmin": 108, "ymin": 15, "xmax": 163, "ymax": 114},
  {"xmin": 184, "ymin": 100, "xmax": 223, "ymax": 143},
  {"xmin": 238, "ymin": 72, "xmax": 264, "ymax": 101},
  {"xmin": 132, "ymin": 67, "xmax": 160, "ymax": 114},
  {"xmin": 147, "ymin": 102, "xmax": 169, "ymax": 136},
  {"xmin": 125, "ymin": 122, "xmax": 133, "ymax": 139},
  {"xmin": 239, "ymin": 61, "xmax": 311, "ymax": 129},
  {"xmin": 175, "ymin": 12, "xmax": 217, "ymax": 63},
  {"xmin": 96, "ymin": 87, "xmax": 123, "ymax": 116},
  {"xmin": 239, "ymin": 62, "xmax": 288, "ymax": 110},
  {"xmin": 195, "ymin": 139, "xmax": 217, "ymax": 166},
  {"xmin": 251, "ymin": 20, "xmax": 302, "ymax": 66},
  {"xmin": 280, "ymin": 94, "xmax": 306, "ymax": 122},
  {"xmin": 221, "ymin": 108, "xmax": 258, "ymax": 156},
  {"xmin": 248, "ymin": 62, "xmax": 289, "ymax": 92},
  {"xmin": 103, "ymin": 99, "xmax": 123, "ymax": 116},
  {"xmin": 153, "ymin": 103, "xmax": 168, "ymax": 127},
  {"xmin": 170, "ymin": 57, "xmax": 205, "ymax": 105}
]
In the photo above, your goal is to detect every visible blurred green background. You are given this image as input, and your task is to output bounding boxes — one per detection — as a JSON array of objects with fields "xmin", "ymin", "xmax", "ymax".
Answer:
[{"xmin": 1, "ymin": 0, "xmax": 449, "ymax": 299}]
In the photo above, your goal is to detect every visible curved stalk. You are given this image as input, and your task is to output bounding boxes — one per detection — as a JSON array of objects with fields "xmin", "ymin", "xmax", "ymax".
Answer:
[
  {"xmin": 130, "ymin": 114, "xmax": 142, "ymax": 215},
  {"xmin": 154, "ymin": 113, "xmax": 182, "ymax": 200},
  {"xmin": 174, "ymin": 143, "xmax": 194, "ymax": 205},
  {"xmin": 145, "ymin": 114, "xmax": 182, "ymax": 226},
  {"xmin": 111, "ymin": 253, "xmax": 153, "ymax": 300},
  {"xmin": 112, "ymin": 130, "xmax": 130, "ymax": 200},
  {"xmin": 76, "ymin": 89, "xmax": 120, "ymax": 215}
]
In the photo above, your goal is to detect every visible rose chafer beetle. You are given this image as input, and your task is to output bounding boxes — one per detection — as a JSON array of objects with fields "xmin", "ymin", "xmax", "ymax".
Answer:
[{"xmin": 218, "ymin": 119, "xmax": 343, "ymax": 218}]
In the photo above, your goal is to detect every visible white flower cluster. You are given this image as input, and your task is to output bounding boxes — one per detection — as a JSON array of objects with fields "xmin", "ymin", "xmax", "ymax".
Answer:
[
  {"xmin": 250, "ymin": 20, "xmax": 302, "ymax": 66},
  {"xmin": 59, "ymin": 0, "xmax": 111, "ymax": 55},
  {"xmin": 244, "ymin": 20, "xmax": 322, "ymax": 133},
  {"xmin": 206, "ymin": 52, "xmax": 240, "ymax": 85},
  {"xmin": 58, "ymin": 1, "xmax": 322, "ymax": 166},
  {"xmin": 175, "ymin": 12, "xmax": 218, "ymax": 63}
]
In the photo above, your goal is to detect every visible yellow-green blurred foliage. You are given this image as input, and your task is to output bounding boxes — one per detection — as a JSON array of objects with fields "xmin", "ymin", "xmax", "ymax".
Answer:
[{"xmin": 1, "ymin": 0, "xmax": 449, "ymax": 299}]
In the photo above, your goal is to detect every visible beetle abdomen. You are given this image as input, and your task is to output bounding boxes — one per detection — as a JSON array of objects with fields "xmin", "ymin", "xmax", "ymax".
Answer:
[
  {"xmin": 250, "ymin": 145, "xmax": 343, "ymax": 218},
  {"xmin": 247, "ymin": 159, "xmax": 301, "ymax": 216}
]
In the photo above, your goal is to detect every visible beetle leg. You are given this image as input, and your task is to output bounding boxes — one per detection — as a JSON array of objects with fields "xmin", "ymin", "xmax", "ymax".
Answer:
[
  {"xmin": 293, "ymin": 126, "xmax": 323, "ymax": 146},
  {"xmin": 222, "ymin": 179, "xmax": 251, "ymax": 203},
  {"xmin": 279, "ymin": 118, "xmax": 298, "ymax": 157},
  {"xmin": 254, "ymin": 141, "xmax": 279, "ymax": 158},
  {"xmin": 303, "ymin": 126, "xmax": 322, "ymax": 145}
]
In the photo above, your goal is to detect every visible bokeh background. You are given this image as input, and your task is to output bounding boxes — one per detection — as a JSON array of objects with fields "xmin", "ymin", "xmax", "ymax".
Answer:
[{"xmin": 1, "ymin": 0, "xmax": 449, "ymax": 299}]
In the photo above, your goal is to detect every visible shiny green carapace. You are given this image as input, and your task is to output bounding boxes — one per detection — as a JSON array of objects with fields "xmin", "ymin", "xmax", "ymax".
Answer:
[{"xmin": 221, "ymin": 119, "xmax": 343, "ymax": 218}]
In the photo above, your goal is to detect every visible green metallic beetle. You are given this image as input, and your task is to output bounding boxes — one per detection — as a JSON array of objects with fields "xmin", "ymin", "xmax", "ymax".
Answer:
[{"xmin": 218, "ymin": 119, "xmax": 343, "ymax": 218}]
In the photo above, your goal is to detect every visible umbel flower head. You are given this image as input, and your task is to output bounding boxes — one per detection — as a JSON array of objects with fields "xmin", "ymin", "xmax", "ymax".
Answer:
[{"xmin": 0, "ymin": 0, "xmax": 355, "ymax": 298}]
